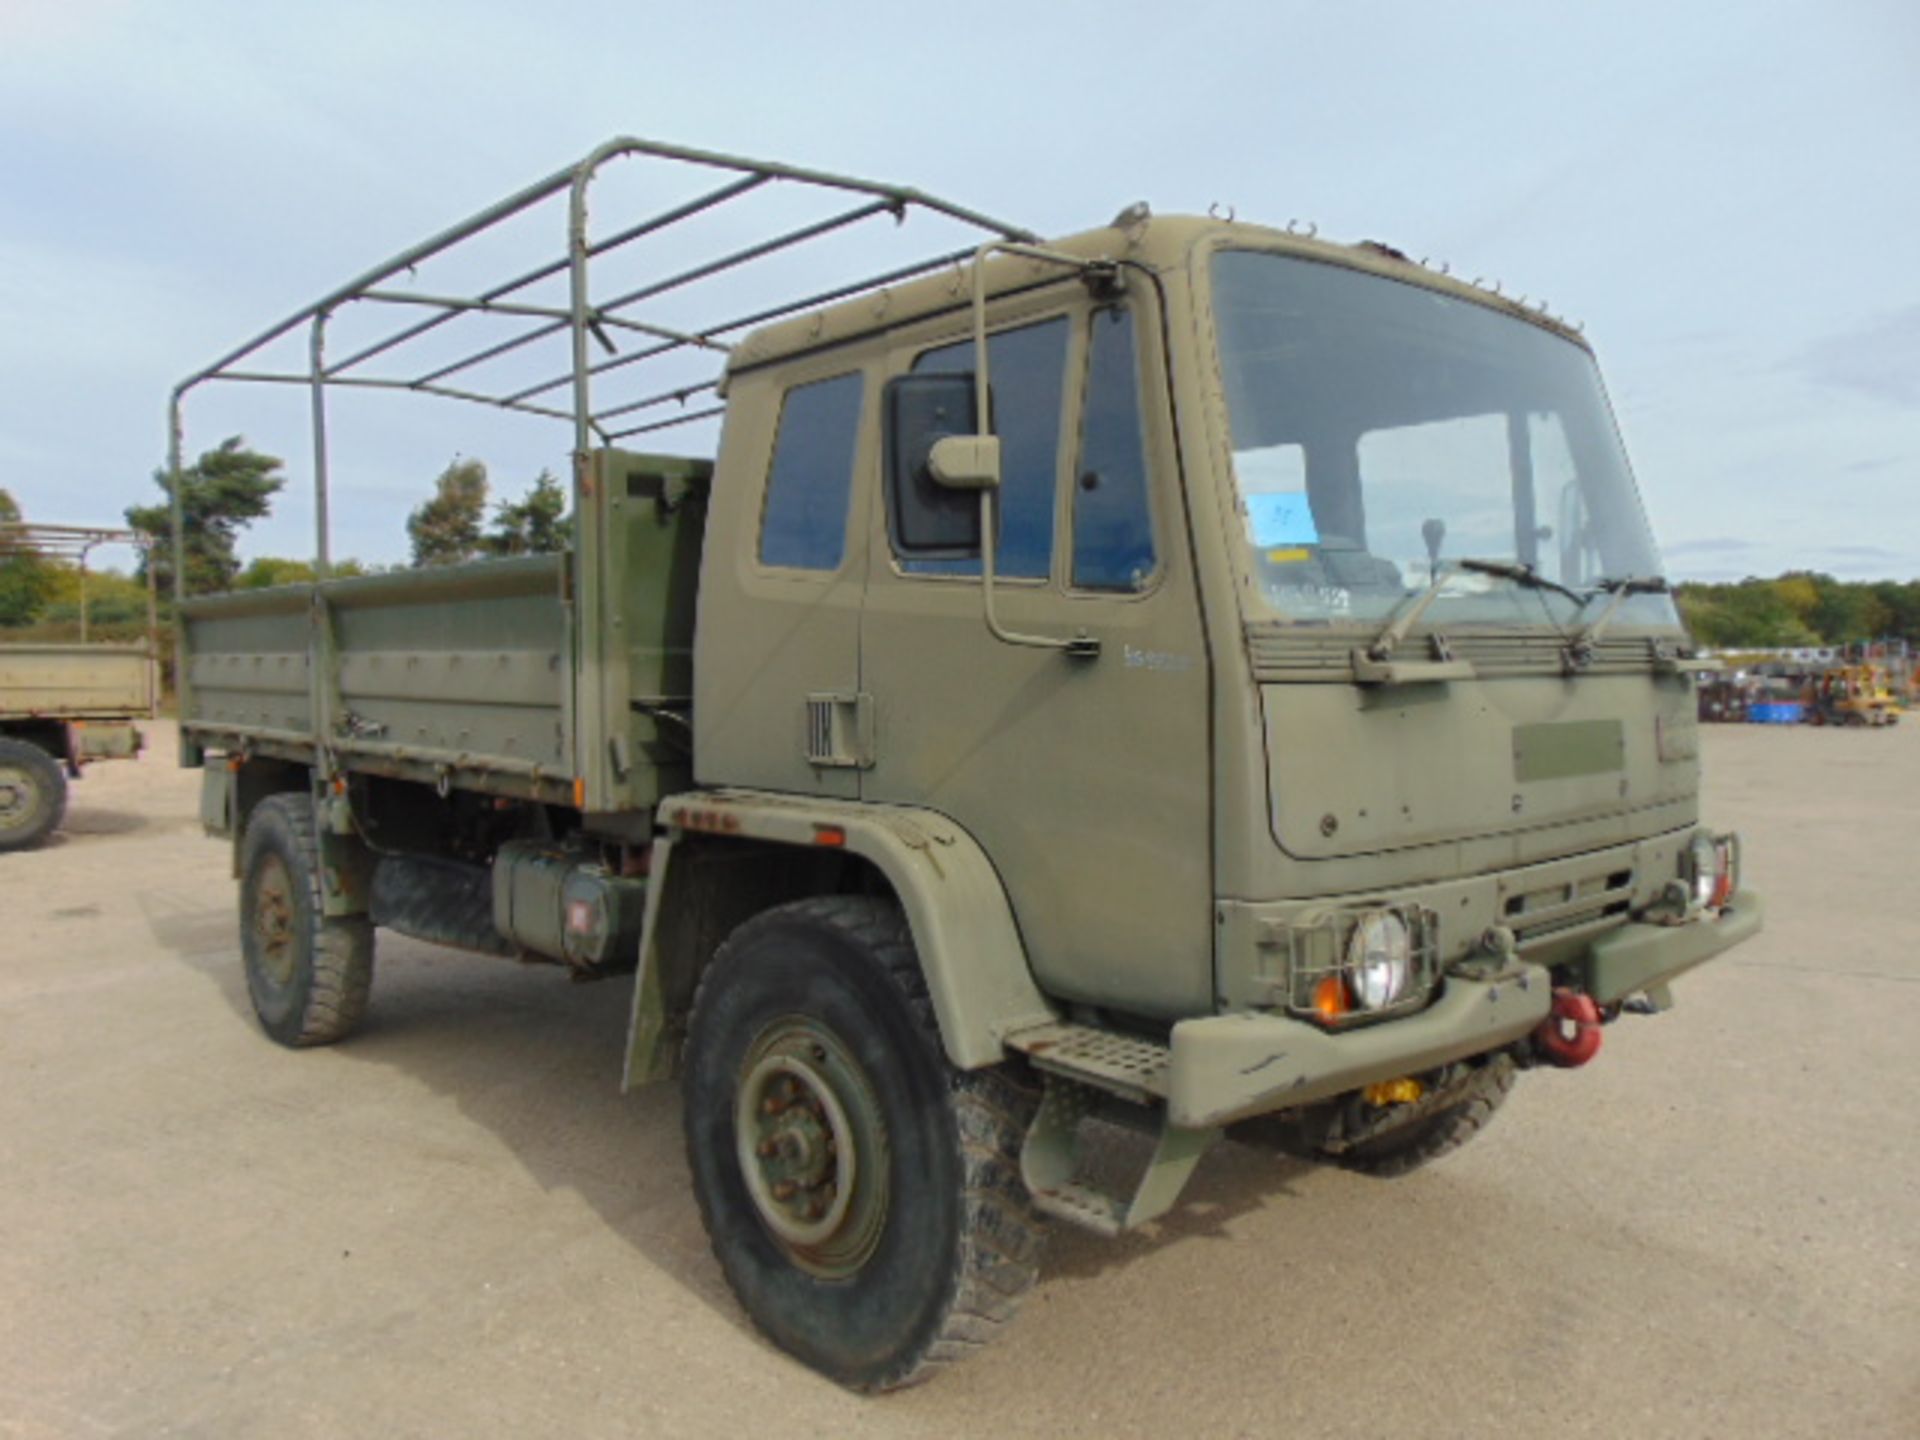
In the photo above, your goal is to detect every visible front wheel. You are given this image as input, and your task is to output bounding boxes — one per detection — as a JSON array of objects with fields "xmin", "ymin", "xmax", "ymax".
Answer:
[
  {"xmin": 682, "ymin": 896, "xmax": 1044, "ymax": 1391},
  {"xmin": 0, "ymin": 738, "xmax": 67, "ymax": 852},
  {"xmin": 239, "ymin": 793, "xmax": 374, "ymax": 1047}
]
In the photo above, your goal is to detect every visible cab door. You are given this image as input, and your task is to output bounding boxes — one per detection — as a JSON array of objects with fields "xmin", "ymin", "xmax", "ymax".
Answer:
[
  {"xmin": 857, "ymin": 288, "xmax": 1214, "ymax": 1020},
  {"xmin": 693, "ymin": 362, "xmax": 870, "ymax": 799}
]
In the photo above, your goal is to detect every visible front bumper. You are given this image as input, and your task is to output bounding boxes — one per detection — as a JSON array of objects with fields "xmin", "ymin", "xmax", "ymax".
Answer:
[
  {"xmin": 1580, "ymin": 889, "xmax": 1763, "ymax": 1004},
  {"xmin": 1166, "ymin": 890, "xmax": 1763, "ymax": 1128}
]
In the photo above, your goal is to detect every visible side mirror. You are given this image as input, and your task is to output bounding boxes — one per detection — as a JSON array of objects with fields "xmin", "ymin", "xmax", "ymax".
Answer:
[
  {"xmin": 928, "ymin": 434, "xmax": 1002, "ymax": 491},
  {"xmin": 884, "ymin": 372, "xmax": 987, "ymax": 556}
]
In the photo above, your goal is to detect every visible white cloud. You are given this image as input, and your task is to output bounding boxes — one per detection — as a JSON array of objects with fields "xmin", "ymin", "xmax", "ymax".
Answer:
[{"xmin": 1, "ymin": 0, "xmax": 1916, "ymax": 574}]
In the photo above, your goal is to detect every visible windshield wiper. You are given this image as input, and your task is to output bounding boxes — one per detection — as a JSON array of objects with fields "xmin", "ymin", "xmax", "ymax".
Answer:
[
  {"xmin": 1457, "ymin": 557, "xmax": 1588, "ymax": 606},
  {"xmin": 1364, "ymin": 557, "xmax": 1577, "ymax": 663},
  {"xmin": 1565, "ymin": 575, "xmax": 1670, "ymax": 669},
  {"xmin": 1363, "ymin": 565, "xmax": 1459, "ymax": 662}
]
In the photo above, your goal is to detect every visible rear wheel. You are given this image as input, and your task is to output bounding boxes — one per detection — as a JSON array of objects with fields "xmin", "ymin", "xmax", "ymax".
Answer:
[
  {"xmin": 682, "ymin": 896, "xmax": 1044, "ymax": 1391},
  {"xmin": 0, "ymin": 738, "xmax": 66, "ymax": 852},
  {"xmin": 239, "ymin": 793, "xmax": 374, "ymax": 1047}
]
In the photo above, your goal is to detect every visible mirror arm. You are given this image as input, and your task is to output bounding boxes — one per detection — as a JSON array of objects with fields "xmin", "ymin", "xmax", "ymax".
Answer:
[
  {"xmin": 967, "ymin": 240, "xmax": 1105, "ymax": 661},
  {"xmin": 978, "ymin": 491, "xmax": 1099, "ymax": 657}
]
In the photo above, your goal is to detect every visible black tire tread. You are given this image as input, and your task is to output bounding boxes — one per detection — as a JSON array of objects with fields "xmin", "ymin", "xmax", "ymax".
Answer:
[
  {"xmin": 244, "ymin": 793, "xmax": 374, "ymax": 1047},
  {"xmin": 1331, "ymin": 1057, "xmax": 1517, "ymax": 1178},
  {"xmin": 687, "ymin": 894, "xmax": 1045, "ymax": 1392},
  {"xmin": 0, "ymin": 737, "xmax": 68, "ymax": 852}
]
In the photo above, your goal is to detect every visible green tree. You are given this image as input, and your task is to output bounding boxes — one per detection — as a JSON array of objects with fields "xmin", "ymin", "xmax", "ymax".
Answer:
[
  {"xmin": 126, "ymin": 438, "xmax": 286, "ymax": 597},
  {"xmin": 485, "ymin": 469, "xmax": 569, "ymax": 556},
  {"xmin": 0, "ymin": 487, "xmax": 59, "ymax": 626},
  {"xmin": 1771, "ymin": 573, "xmax": 1821, "ymax": 628},
  {"xmin": 1807, "ymin": 574, "xmax": 1885, "ymax": 644},
  {"xmin": 1871, "ymin": 580, "xmax": 1920, "ymax": 641},
  {"xmin": 1675, "ymin": 579, "xmax": 1816, "ymax": 648},
  {"xmin": 407, "ymin": 458, "xmax": 489, "ymax": 566},
  {"xmin": 41, "ymin": 566, "xmax": 150, "ymax": 630},
  {"xmin": 235, "ymin": 556, "xmax": 369, "ymax": 589},
  {"xmin": 237, "ymin": 556, "xmax": 316, "ymax": 589}
]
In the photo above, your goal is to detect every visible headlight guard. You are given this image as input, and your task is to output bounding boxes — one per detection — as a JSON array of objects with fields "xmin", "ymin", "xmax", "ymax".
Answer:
[{"xmin": 1270, "ymin": 903, "xmax": 1440, "ymax": 1027}]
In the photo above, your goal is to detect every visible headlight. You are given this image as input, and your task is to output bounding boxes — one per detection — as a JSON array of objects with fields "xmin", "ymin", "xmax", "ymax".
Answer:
[
  {"xmin": 1710, "ymin": 834, "xmax": 1738, "ymax": 908},
  {"xmin": 1687, "ymin": 833, "xmax": 1718, "ymax": 909},
  {"xmin": 1684, "ymin": 832, "xmax": 1737, "ymax": 911},
  {"xmin": 1346, "ymin": 910, "xmax": 1413, "ymax": 1009}
]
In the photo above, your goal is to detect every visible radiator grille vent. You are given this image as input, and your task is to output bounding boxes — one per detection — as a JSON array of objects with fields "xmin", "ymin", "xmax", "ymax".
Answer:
[
  {"xmin": 1504, "ymin": 867, "xmax": 1635, "ymax": 943},
  {"xmin": 806, "ymin": 698, "xmax": 836, "ymax": 763},
  {"xmin": 804, "ymin": 692, "xmax": 872, "ymax": 769}
]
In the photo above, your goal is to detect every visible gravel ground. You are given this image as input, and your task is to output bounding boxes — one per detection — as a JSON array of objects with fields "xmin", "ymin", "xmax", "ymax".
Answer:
[{"xmin": 1, "ymin": 722, "xmax": 1914, "ymax": 1438}]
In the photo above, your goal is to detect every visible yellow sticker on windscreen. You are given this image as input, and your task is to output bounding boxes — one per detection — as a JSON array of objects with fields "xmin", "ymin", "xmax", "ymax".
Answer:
[{"xmin": 1265, "ymin": 547, "xmax": 1310, "ymax": 563}]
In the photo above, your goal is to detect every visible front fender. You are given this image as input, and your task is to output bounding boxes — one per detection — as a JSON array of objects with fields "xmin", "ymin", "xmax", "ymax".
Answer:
[{"xmin": 623, "ymin": 789, "xmax": 1057, "ymax": 1086}]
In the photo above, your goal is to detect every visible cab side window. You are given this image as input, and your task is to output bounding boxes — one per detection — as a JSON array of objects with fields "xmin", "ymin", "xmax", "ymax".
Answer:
[
  {"xmin": 903, "ymin": 317, "xmax": 1068, "ymax": 578},
  {"xmin": 1072, "ymin": 306, "xmax": 1155, "ymax": 591},
  {"xmin": 758, "ymin": 371, "xmax": 863, "ymax": 571}
]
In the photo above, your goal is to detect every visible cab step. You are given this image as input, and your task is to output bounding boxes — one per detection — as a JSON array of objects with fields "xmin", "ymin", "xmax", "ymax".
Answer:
[
  {"xmin": 1004, "ymin": 1021, "xmax": 1171, "ymax": 1105},
  {"xmin": 1015, "ymin": 1078, "xmax": 1218, "ymax": 1237},
  {"xmin": 1005, "ymin": 1023, "xmax": 1212, "ymax": 1237}
]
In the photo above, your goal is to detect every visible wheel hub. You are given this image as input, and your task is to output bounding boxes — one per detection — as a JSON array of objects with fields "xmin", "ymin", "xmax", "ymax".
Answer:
[
  {"xmin": 251, "ymin": 855, "xmax": 298, "ymax": 987},
  {"xmin": 735, "ymin": 1019, "xmax": 889, "ymax": 1278},
  {"xmin": 0, "ymin": 766, "xmax": 33, "ymax": 827}
]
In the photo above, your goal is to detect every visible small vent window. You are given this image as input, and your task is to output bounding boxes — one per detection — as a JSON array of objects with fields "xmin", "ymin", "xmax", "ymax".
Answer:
[
  {"xmin": 759, "ymin": 371, "xmax": 863, "ymax": 571},
  {"xmin": 1073, "ymin": 305, "xmax": 1155, "ymax": 591}
]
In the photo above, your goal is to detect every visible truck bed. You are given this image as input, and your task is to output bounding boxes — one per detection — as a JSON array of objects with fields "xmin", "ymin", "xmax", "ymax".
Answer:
[
  {"xmin": 181, "ymin": 554, "xmax": 573, "ymax": 799},
  {"xmin": 0, "ymin": 644, "xmax": 157, "ymax": 720},
  {"xmin": 179, "ymin": 450, "xmax": 707, "ymax": 813}
]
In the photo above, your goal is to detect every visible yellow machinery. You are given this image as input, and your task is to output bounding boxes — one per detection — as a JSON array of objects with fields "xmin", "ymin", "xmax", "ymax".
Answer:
[{"xmin": 1806, "ymin": 665, "xmax": 1901, "ymax": 727}]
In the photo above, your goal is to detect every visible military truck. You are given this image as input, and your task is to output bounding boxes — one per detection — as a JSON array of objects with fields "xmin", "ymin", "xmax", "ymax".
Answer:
[
  {"xmin": 172, "ymin": 139, "xmax": 1762, "ymax": 1390},
  {"xmin": 0, "ymin": 524, "xmax": 157, "ymax": 850}
]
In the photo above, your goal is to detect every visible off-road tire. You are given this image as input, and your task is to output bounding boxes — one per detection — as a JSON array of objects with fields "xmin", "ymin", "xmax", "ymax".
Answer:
[
  {"xmin": 0, "ymin": 738, "xmax": 67, "ymax": 852},
  {"xmin": 682, "ymin": 895, "xmax": 1045, "ymax": 1392},
  {"xmin": 239, "ymin": 792, "xmax": 374, "ymax": 1047},
  {"xmin": 1328, "ymin": 1057, "xmax": 1518, "ymax": 1178}
]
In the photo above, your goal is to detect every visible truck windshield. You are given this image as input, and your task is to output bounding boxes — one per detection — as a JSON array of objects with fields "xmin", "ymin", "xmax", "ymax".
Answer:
[{"xmin": 1211, "ymin": 249, "xmax": 1679, "ymax": 632}]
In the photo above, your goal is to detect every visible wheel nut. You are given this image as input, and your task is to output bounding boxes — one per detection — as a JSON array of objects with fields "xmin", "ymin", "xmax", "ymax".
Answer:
[{"xmin": 772, "ymin": 1180, "xmax": 798, "ymax": 1201}]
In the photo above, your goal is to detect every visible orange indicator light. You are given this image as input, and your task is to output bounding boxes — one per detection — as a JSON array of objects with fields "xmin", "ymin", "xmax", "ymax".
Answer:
[{"xmin": 1313, "ymin": 974, "xmax": 1350, "ymax": 1021}]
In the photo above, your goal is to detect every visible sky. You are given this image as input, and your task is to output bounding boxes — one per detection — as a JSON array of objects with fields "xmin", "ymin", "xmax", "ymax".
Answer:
[{"xmin": 1, "ymin": 0, "xmax": 1915, "ymax": 582}]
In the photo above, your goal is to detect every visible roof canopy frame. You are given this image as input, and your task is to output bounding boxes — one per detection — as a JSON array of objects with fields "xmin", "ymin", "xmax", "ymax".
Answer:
[
  {"xmin": 167, "ymin": 135, "xmax": 1037, "ymax": 599},
  {"xmin": 0, "ymin": 522, "xmax": 159, "ymax": 646}
]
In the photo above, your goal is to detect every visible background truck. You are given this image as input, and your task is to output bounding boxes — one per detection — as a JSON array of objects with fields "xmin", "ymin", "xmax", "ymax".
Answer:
[
  {"xmin": 172, "ymin": 138, "xmax": 1762, "ymax": 1390},
  {"xmin": 0, "ymin": 524, "xmax": 157, "ymax": 850}
]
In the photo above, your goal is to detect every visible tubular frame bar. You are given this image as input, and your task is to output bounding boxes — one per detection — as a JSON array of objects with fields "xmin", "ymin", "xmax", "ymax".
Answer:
[
  {"xmin": 0, "ymin": 522, "xmax": 160, "ymax": 654},
  {"xmin": 169, "ymin": 136, "xmax": 1035, "ymax": 593},
  {"xmin": 323, "ymin": 173, "xmax": 769, "ymax": 378},
  {"xmin": 412, "ymin": 194, "xmax": 901, "ymax": 392}
]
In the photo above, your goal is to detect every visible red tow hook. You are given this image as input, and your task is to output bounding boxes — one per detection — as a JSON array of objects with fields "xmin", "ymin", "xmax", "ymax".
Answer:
[{"xmin": 1533, "ymin": 987, "xmax": 1604, "ymax": 1068}]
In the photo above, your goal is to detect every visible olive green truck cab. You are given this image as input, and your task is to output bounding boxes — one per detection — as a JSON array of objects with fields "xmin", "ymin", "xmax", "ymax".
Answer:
[{"xmin": 175, "ymin": 140, "xmax": 1760, "ymax": 1390}]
